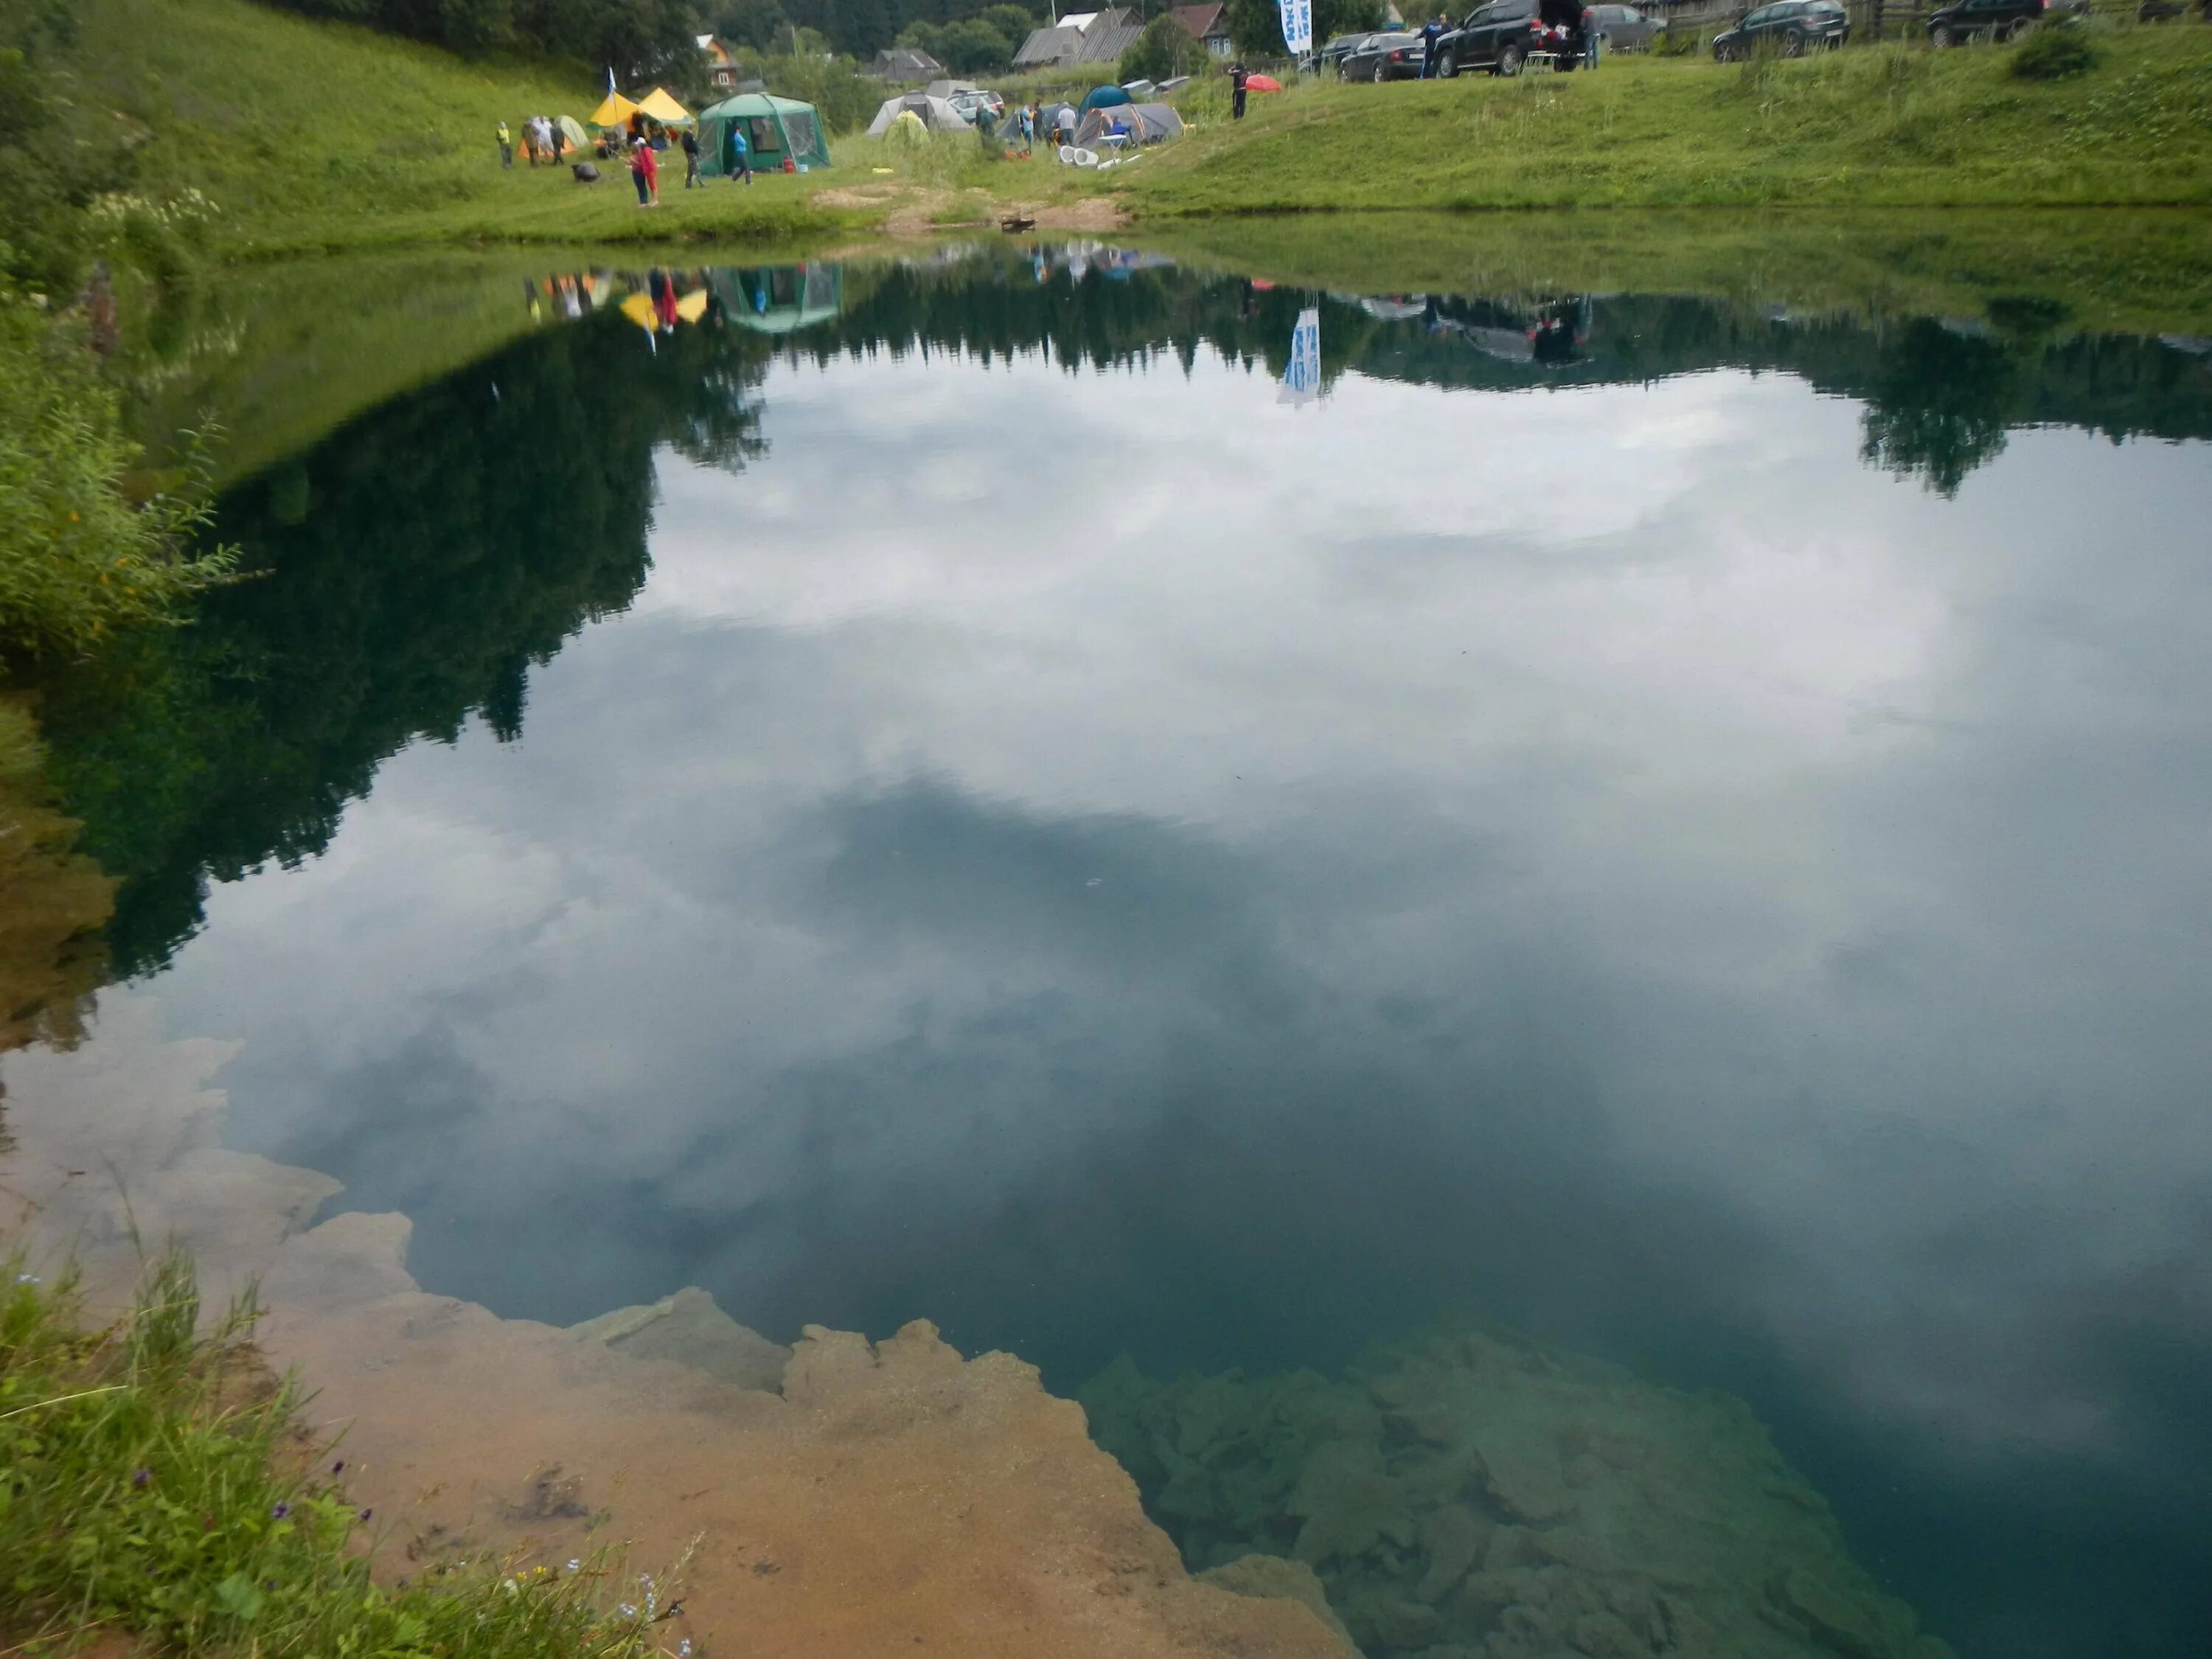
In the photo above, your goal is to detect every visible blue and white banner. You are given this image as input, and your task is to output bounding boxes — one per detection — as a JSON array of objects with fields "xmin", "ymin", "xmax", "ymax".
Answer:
[
  {"xmin": 1279, "ymin": 306, "xmax": 1321, "ymax": 406},
  {"xmin": 1278, "ymin": 0, "xmax": 1313, "ymax": 55}
]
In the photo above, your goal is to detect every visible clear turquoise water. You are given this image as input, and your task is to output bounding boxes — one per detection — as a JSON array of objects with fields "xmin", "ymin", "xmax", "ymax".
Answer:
[{"xmin": 47, "ymin": 245, "xmax": 2212, "ymax": 1658}]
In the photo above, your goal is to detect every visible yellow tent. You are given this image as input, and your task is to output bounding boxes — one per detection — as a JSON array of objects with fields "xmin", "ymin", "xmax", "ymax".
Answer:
[
  {"xmin": 588, "ymin": 90, "xmax": 639, "ymax": 129},
  {"xmin": 636, "ymin": 87, "xmax": 694, "ymax": 125}
]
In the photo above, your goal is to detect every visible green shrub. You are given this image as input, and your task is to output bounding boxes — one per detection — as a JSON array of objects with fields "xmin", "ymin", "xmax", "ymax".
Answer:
[
  {"xmin": 1652, "ymin": 22, "xmax": 1703, "ymax": 55},
  {"xmin": 0, "ymin": 294, "xmax": 235, "ymax": 656},
  {"xmin": 2010, "ymin": 19, "xmax": 2101, "ymax": 79}
]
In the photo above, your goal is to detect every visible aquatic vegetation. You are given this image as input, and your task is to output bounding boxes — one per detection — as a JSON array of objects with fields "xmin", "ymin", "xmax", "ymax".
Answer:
[
  {"xmin": 0, "ymin": 1248, "xmax": 681, "ymax": 1659},
  {"xmin": 1083, "ymin": 1327, "xmax": 1956, "ymax": 1658}
]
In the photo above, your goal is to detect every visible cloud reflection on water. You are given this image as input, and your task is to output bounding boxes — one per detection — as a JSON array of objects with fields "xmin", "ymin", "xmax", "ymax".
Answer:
[{"xmin": 147, "ymin": 342, "xmax": 2212, "ymax": 1657}]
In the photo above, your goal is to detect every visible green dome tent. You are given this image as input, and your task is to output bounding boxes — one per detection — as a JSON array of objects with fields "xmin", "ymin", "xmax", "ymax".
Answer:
[{"xmin": 698, "ymin": 92, "xmax": 832, "ymax": 176}]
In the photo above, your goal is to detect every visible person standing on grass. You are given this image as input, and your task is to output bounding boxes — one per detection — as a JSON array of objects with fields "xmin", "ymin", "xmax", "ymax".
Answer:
[
  {"xmin": 1421, "ymin": 13, "xmax": 1446, "ymax": 77},
  {"xmin": 1056, "ymin": 102, "xmax": 1077, "ymax": 148},
  {"xmin": 498, "ymin": 119, "xmax": 512, "ymax": 169},
  {"xmin": 1582, "ymin": 7, "xmax": 1599, "ymax": 66},
  {"xmin": 681, "ymin": 125, "xmax": 701, "ymax": 187},
  {"xmin": 1231, "ymin": 61, "xmax": 1248, "ymax": 119},
  {"xmin": 630, "ymin": 135, "xmax": 659, "ymax": 206},
  {"xmin": 725, "ymin": 119, "xmax": 752, "ymax": 184}
]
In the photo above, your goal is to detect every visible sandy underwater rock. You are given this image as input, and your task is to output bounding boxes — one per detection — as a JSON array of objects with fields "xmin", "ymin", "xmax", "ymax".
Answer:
[
  {"xmin": 0, "ymin": 1003, "xmax": 1362, "ymax": 1659},
  {"xmin": 1080, "ymin": 1330, "xmax": 1958, "ymax": 1659},
  {"xmin": 568, "ymin": 1284, "xmax": 791, "ymax": 1392}
]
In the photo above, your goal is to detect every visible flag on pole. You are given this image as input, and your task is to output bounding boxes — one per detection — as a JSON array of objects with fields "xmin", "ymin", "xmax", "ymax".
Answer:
[
  {"xmin": 606, "ymin": 65, "xmax": 617, "ymax": 94},
  {"xmin": 1279, "ymin": 307, "xmax": 1321, "ymax": 406},
  {"xmin": 1277, "ymin": 0, "xmax": 1313, "ymax": 55}
]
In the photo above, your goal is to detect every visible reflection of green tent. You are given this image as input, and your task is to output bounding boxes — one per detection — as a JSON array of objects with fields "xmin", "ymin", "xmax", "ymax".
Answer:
[
  {"xmin": 697, "ymin": 93, "xmax": 832, "ymax": 175},
  {"xmin": 706, "ymin": 265, "xmax": 844, "ymax": 335}
]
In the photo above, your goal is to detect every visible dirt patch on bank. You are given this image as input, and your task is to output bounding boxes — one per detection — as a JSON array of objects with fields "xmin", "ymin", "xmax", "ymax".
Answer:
[{"xmin": 813, "ymin": 183, "xmax": 1128, "ymax": 237}]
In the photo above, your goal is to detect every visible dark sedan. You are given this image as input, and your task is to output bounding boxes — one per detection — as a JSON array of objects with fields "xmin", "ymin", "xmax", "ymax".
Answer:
[
  {"xmin": 1711, "ymin": 0, "xmax": 1849, "ymax": 58},
  {"xmin": 1340, "ymin": 29, "xmax": 1427, "ymax": 78},
  {"xmin": 1925, "ymin": 0, "xmax": 2087, "ymax": 43},
  {"xmin": 1320, "ymin": 30, "xmax": 1380, "ymax": 68}
]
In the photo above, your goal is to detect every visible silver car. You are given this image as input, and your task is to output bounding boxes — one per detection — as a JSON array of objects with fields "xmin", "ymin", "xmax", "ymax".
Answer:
[{"xmin": 1586, "ymin": 2, "xmax": 1664, "ymax": 48}]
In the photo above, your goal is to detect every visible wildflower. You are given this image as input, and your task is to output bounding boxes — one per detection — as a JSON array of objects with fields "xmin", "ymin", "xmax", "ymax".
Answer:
[
  {"xmin": 680, "ymin": 1643, "xmax": 692, "ymax": 1657},
  {"xmin": 566, "ymin": 1559, "xmax": 581, "ymax": 1573},
  {"xmin": 332, "ymin": 1460, "xmax": 345, "ymax": 1475},
  {"xmin": 15, "ymin": 1273, "xmax": 37, "ymax": 1285},
  {"xmin": 619, "ymin": 1604, "xmax": 639, "ymax": 1620},
  {"xmin": 271, "ymin": 1503, "xmax": 291, "ymax": 1520},
  {"xmin": 132, "ymin": 1469, "xmax": 152, "ymax": 1489},
  {"xmin": 359, "ymin": 1508, "xmax": 374, "ymax": 1522}
]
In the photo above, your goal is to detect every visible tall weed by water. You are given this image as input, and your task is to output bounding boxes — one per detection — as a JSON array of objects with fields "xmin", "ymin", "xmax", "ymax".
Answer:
[
  {"xmin": 0, "ymin": 1249, "xmax": 683, "ymax": 1659},
  {"xmin": 0, "ymin": 295, "xmax": 235, "ymax": 657}
]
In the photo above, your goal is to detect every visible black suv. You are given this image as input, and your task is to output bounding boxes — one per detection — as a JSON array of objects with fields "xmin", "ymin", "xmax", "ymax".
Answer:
[
  {"xmin": 1924, "ymin": 0, "xmax": 2084, "ymax": 43},
  {"xmin": 1434, "ymin": 0, "xmax": 1586, "ymax": 76},
  {"xmin": 1709, "ymin": 0, "xmax": 1849, "ymax": 57}
]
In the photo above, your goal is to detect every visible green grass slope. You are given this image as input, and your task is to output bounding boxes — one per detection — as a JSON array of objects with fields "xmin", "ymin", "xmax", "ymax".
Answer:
[
  {"xmin": 1118, "ymin": 35, "xmax": 2212, "ymax": 213},
  {"xmin": 69, "ymin": 0, "xmax": 844, "ymax": 254}
]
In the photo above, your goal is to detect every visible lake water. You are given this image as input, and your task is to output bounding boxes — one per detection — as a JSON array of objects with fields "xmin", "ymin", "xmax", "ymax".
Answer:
[{"xmin": 27, "ymin": 235, "xmax": 2212, "ymax": 1659}]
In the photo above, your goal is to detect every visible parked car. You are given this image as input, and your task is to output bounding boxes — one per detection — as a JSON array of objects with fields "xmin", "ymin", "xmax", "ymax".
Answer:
[
  {"xmin": 1585, "ymin": 3, "xmax": 1665, "ymax": 49},
  {"xmin": 1924, "ymin": 0, "xmax": 2085, "ymax": 42},
  {"xmin": 1434, "ymin": 0, "xmax": 1587, "ymax": 76},
  {"xmin": 1321, "ymin": 30, "xmax": 1380, "ymax": 68},
  {"xmin": 1340, "ymin": 29, "xmax": 1427, "ymax": 77},
  {"xmin": 1710, "ymin": 0, "xmax": 1849, "ymax": 58},
  {"xmin": 947, "ymin": 88, "xmax": 1006, "ymax": 125}
]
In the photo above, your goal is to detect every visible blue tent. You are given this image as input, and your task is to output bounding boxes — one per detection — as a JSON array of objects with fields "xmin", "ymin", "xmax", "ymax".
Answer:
[{"xmin": 1081, "ymin": 83, "xmax": 1133, "ymax": 111}]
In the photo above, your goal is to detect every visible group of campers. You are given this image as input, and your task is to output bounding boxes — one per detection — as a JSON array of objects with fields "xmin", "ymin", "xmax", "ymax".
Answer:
[{"xmin": 495, "ymin": 91, "xmax": 837, "ymax": 204}]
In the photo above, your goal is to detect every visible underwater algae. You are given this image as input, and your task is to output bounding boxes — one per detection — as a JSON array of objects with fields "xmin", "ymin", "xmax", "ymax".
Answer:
[{"xmin": 1084, "ymin": 1329, "xmax": 1952, "ymax": 1659}]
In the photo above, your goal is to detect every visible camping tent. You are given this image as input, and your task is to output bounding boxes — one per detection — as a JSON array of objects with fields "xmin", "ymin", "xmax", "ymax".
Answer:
[
  {"xmin": 1080, "ymin": 83, "xmax": 1133, "ymax": 110},
  {"xmin": 706, "ymin": 265, "xmax": 844, "ymax": 335},
  {"xmin": 636, "ymin": 86, "xmax": 694, "ymax": 126},
  {"xmin": 698, "ymin": 91, "xmax": 834, "ymax": 174},
  {"xmin": 588, "ymin": 90, "xmax": 639, "ymax": 130},
  {"xmin": 554, "ymin": 115, "xmax": 588, "ymax": 151},
  {"xmin": 865, "ymin": 91, "xmax": 967, "ymax": 135},
  {"xmin": 1074, "ymin": 101, "xmax": 1183, "ymax": 146}
]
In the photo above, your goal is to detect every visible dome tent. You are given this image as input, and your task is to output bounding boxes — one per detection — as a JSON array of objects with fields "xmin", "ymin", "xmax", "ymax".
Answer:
[
  {"xmin": 866, "ymin": 91, "xmax": 967, "ymax": 135},
  {"xmin": 698, "ymin": 92, "xmax": 833, "ymax": 175},
  {"xmin": 1080, "ymin": 83, "xmax": 1133, "ymax": 111},
  {"xmin": 1074, "ymin": 101, "xmax": 1181, "ymax": 147}
]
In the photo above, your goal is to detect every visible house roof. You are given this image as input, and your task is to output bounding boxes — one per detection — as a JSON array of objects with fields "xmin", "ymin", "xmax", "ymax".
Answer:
[
  {"xmin": 866, "ymin": 46, "xmax": 945, "ymax": 77},
  {"xmin": 1013, "ymin": 23, "xmax": 1082, "ymax": 65},
  {"xmin": 1078, "ymin": 7, "xmax": 1147, "ymax": 61},
  {"xmin": 1170, "ymin": 3, "xmax": 1231, "ymax": 38}
]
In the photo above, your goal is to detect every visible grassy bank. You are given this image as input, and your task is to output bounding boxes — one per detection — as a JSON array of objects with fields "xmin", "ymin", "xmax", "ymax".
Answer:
[
  {"xmin": 62, "ymin": 0, "xmax": 846, "ymax": 257},
  {"xmin": 0, "ymin": 1251, "xmax": 669, "ymax": 1659},
  {"xmin": 1110, "ymin": 33, "xmax": 2212, "ymax": 212},
  {"xmin": 50, "ymin": 0, "xmax": 2212, "ymax": 260}
]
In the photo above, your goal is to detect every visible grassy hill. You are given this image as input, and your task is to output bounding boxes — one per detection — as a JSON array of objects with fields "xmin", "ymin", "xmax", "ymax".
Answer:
[{"xmin": 63, "ymin": 0, "xmax": 839, "ymax": 254}]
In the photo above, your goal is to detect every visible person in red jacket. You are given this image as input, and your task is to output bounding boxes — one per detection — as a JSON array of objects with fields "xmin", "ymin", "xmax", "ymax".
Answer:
[{"xmin": 630, "ymin": 134, "xmax": 659, "ymax": 207}]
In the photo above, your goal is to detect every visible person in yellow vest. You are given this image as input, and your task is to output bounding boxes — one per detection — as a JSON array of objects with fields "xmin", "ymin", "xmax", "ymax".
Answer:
[{"xmin": 497, "ymin": 119, "xmax": 512, "ymax": 169}]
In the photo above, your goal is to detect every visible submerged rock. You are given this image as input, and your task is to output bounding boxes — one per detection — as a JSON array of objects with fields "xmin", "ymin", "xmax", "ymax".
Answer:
[
  {"xmin": 568, "ymin": 1285, "xmax": 790, "ymax": 1393},
  {"xmin": 1200, "ymin": 1554, "xmax": 1357, "ymax": 1650},
  {"xmin": 1080, "ymin": 1327, "xmax": 1954, "ymax": 1658}
]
